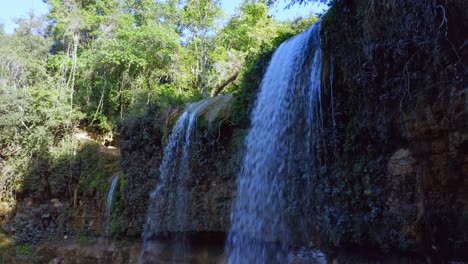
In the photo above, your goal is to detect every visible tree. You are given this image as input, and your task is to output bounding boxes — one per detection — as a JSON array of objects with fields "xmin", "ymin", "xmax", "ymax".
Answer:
[
  {"xmin": 44, "ymin": 0, "xmax": 191, "ymax": 128},
  {"xmin": 266, "ymin": 0, "xmax": 331, "ymax": 7},
  {"xmin": 0, "ymin": 14, "xmax": 83, "ymax": 207},
  {"xmin": 182, "ymin": 0, "xmax": 223, "ymax": 97},
  {"xmin": 210, "ymin": 0, "xmax": 290, "ymax": 95}
]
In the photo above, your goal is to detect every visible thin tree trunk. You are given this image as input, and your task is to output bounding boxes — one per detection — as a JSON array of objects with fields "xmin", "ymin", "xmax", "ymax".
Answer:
[
  {"xmin": 201, "ymin": 36, "xmax": 208, "ymax": 97},
  {"xmin": 67, "ymin": 32, "xmax": 79, "ymax": 112}
]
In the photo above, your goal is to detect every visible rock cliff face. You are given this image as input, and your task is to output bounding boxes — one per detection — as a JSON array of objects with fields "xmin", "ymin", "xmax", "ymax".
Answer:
[
  {"xmin": 119, "ymin": 110, "xmax": 164, "ymax": 236},
  {"xmin": 310, "ymin": 0, "xmax": 467, "ymax": 260},
  {"xmin": 120, "ymin": 94, "xmax": 241, "ymax": 235}
]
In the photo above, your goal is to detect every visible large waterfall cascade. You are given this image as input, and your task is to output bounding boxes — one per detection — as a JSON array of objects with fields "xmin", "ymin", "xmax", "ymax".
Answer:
[{"xmin": 226, "ymin": 20, "xmax": 325, "ymax": 263}]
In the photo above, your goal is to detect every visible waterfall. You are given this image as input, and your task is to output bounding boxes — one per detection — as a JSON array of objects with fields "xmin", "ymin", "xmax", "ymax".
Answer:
[
  {"xmin": 226, "ymin": 20, "xmax": 324, "ymax": 263},
  {"xmin": 144, "ymin": 101, "xmax": 206, "ymax": 235},
  {"xmin": 142, "ymin": 99, "xmax": 211, "ymax": 262},
  {"xmin": 330, "ymin": 54, "xmax": 338, "ymax": 159},
  {"xmin": 106, "ymin": 173, "xmax": 120, "ymax": 238}
]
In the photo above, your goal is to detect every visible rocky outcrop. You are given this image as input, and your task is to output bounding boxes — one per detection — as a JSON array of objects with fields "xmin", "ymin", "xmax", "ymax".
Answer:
[
  {"xmin": 120, "ymin": 94, "xmax": 241, "ymax": 235},
  {"xmin": 3, "ymin": 194, "xmax": 111, "ymax": 247},
  {"xmin": 169, "ymin": 94, "xmax": 237, "ymax": 232}
]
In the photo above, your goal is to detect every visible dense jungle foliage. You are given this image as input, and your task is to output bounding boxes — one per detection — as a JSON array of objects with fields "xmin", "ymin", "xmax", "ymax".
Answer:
[{"xmin": 0, "ymin": 0, "xmax": 318, "ymax": 239}]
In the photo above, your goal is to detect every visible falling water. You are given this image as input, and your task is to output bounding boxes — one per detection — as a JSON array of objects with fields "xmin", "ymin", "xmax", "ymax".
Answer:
[
  {"xmin": 329, "ymin": 54, "xmax": 338, "ymax": 158},
  {"xmin": 142, "ymin": 99, "xmax": 209, "ymax": 262},
  {"xmin": 106, "ymin": 173, "xmax": 120, "ymax": 238},
  {"xmin": 226, "ymin": 21, "xmax": 324, "ymax": 263}
]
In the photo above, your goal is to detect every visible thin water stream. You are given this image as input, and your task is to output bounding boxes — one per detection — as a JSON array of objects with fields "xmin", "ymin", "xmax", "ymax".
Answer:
[{"xmin": 106, "ymin": 173, "xmax": 120, "ymax": 239}]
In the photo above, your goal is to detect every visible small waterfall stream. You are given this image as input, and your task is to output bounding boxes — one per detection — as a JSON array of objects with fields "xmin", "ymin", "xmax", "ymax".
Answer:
[
  {"xmin": 226, "ymin": 21, "xmax": 324, "ymax": 263},
  {"xmin": 142, "ymin": 99, "xmax": 210, "ymax": 262},
  {"xmin": 105, "ymin": 173, "xmax": 120, "ymax": 239}
]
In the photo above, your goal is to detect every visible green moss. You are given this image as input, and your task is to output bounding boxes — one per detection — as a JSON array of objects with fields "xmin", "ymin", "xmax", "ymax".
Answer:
[
  {"xmin": 0, "ymin": 231, "xmax": 12, "ymax": 250},
  {"xmin": 13, "ymin": 244, "xmax": 33, "ymax": 257},
  {"xmin": 321, "ymin": 1, "xmax": 337, "ymax": 30},
  {"xmin": 76, "ymin": 231, "xmax": 90, "ymax": 243},
  {"xmin": 75, "ymin": 142, "xmax": 120, "ymax": 199}
]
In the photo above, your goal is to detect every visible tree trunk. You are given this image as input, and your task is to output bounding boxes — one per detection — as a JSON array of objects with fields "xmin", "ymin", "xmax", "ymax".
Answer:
[
  {"xmin": 212, "ymin": 71, "xmax": 239, "ymax": 97},
  {"xmin": 201, "ymin": 35, "xmax": 208, "ymax": 97}
]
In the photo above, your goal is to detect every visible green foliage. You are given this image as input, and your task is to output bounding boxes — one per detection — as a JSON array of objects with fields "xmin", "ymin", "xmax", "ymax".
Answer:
[
  {"xmin": 13, "ymin": 244, "xmax": 33, "ymax": 257},
  {"xmin": 76, "ymin": 11, "xmax": 184, "ymax": 121},
  {"xmin": 211, "ymin": 1, "xmax": 292, "ymax": 96},
  {"xmin": 228, "ymin": 11, "xmax": 318, "ymax": 126},
  {"xmin": 266, "ymin": 0, "xmax": 332, "ymax": 7},
  {"xmin": 0, "ymin": 231, "xmax": 12, "ymax": 250},
  {"xmin": 76, "ymin": 143, "xmax": 106, "ymax": 196},
  {"xmin": 43, "ymin": 0, "xmax": 191, "ymax": 128},
  {"xmin": 220, "ymin": 1, "xmax": 286, "ymax": 54},
  {"xmin": 76, "ymin": 230, "xmax": 90, "ymax": 243},
  {"xmin": 0, "ymin": 16, "xmax": 84, "ymax": 206},
  {"xmin": 36, "ymin": 0, "xmax": 321, "ymax": 128}
]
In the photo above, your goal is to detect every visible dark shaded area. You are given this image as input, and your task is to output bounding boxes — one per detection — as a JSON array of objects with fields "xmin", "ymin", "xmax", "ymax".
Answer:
[
  {"xmin": 141, "ymin": 232, "xmax": 226, "ymax": 264},
  {"xmin": 1, "ymin": 140, "xmax": 120, "ymax": 252},
  {"xmin": 306, "ymin": 0, "xmax": 467, "ymax": 261},
  {"xmin": 118, "ymin": 107, "xmax": 164, "ymax": 236}
]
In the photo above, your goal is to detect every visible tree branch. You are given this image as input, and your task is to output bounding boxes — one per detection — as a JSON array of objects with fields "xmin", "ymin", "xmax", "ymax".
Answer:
[{"xmin": 212, "ymin": 71, "xmax": 240, "ymax": 97}]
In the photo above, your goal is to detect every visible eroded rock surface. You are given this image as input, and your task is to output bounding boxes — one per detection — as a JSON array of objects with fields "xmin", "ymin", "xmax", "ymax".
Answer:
[{"xmin": 308, "ymin": 0, "xmax": 467, "ymax": 260}]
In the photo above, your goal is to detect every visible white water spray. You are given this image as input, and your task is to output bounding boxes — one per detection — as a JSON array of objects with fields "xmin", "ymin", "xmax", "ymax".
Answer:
[{"xmin": 226, "ymin": 20, "xmax": 324, "ymax": 263}]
